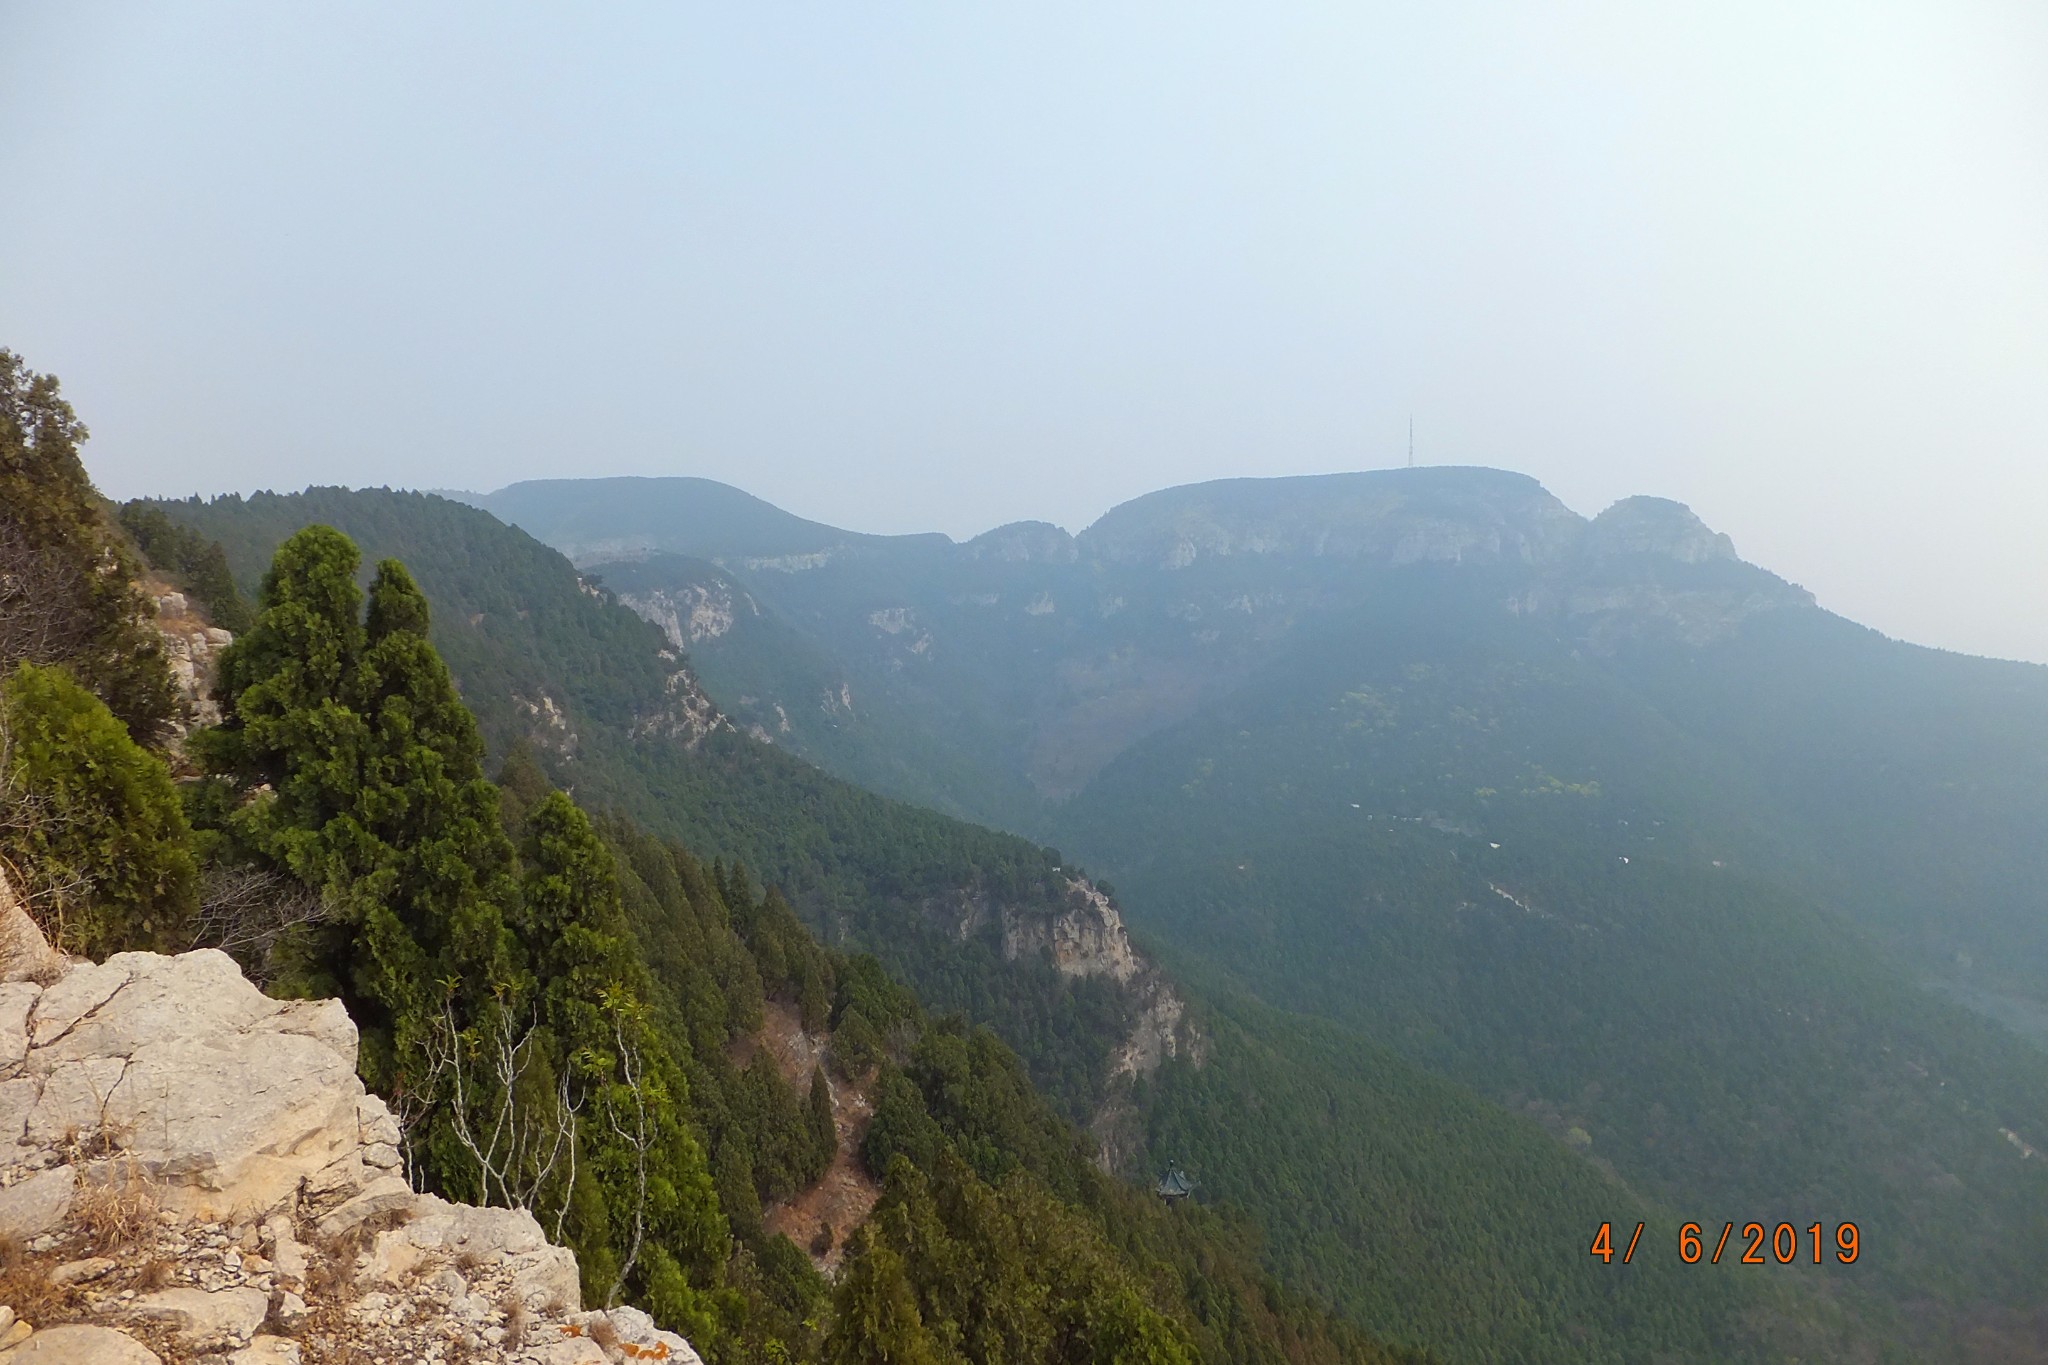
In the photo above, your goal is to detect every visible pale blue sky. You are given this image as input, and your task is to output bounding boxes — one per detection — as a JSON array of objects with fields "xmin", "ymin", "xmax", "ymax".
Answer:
[{"xmin": 2, "ymin": 3, "xmax": 2044, "ymax": 660}]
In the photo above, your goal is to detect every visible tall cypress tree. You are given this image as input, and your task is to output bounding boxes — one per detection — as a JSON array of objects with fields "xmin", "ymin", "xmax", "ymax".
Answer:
[{"xmin": 205, "ymin": 529, "xmax": 520, "ymax": 1090}]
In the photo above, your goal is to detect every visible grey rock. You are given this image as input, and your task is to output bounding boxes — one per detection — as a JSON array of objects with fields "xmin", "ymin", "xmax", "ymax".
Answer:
[
  {"xmin": 0, "ymin": 1165, "xmax": 76, "ymax": 1240},
  {"xmin": 261, "ymin": 1215, "xmax": 308, "ymax": 1288},
  {"xmin": 47, "ymin": 1256, "xmax": 117, "ymax": 1285},
  {"xmin": 226, "ymin": 1336, "xmax": 301, "ymax": 1365},
  {"xmin": 269, "ymin": 1291, "xmax": 308, "ymax": 1332},
  {"xmin": 588, "ymin": 1305, "xmax": 706, "ymax": 1365},
  {"xmin": 129, "ymin": 1285, "xmax": 269, "ymax": 1343},
  {"xmin": 0, "ymin": 897, "xmax": 62, "ymax": 990},
  {"xmin": 21, "ymin": 952, "xmax": 367, "ymax": 1221},
  {"xmin": 26, "ymin": 960, "xmax": 132, "ymax": 1049},
  {"xmin": 0, "ymin": 983, "xmax": 42, "ymax": 1076},
  {"xmin": 0, "ymin": 1323, "xmax": 163, "ymax": 1362},
  {"xmin": 508, "ymin": 1245, "xmax": 582, "ymax": 1313},
  {"xmin": 312, "ymin": 1175, "xmax": 414, "ymax": 1240},
  {"xmin": 529, "ymin": 1338, "xmax": 607, "ymax": 1364}
]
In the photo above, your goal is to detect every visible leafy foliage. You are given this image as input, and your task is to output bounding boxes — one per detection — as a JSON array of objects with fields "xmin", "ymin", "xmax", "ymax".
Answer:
[
  {"xmin": 0, "ymin": 351, "xmax": 177, "ymax": 743},
  {"xmin": 0, "ymin": 661, "xmax": 197, "ymax": 955},
  {"xmin": 195, "ymin": 526, "xmax": 726, "ymax": 1336}
]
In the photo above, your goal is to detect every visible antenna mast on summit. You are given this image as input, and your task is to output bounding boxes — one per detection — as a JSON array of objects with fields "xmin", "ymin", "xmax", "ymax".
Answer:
[{"xmin": 1407, "ymin": 417, "xmax": 1414, "ymax": 468}]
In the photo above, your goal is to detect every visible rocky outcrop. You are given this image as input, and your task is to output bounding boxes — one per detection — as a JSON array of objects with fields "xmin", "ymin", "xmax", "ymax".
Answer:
[
  {"xmin": 1000, "ymin": 880, "xmax": 1143, "ymax": 986},
  {"xmin": 147, "ymin": 586, "xmax": 232, "ymax": 740},
  {"xmin": 1028, "ymin": 882, "xmax": 1203, "ymax": 1085},
  {"xmin": 947, "ymin": 878, "xmax": 1204, "ymax": 1087},
  {"xmin": 0, "ymin": 881, "xmax": 702, "ymax": 1365},
  {"xmin": 516, "ymin": 692, "xmax": 581, "ymax": 760},
  {"xmin": 629, "ymin": 665, "xmax": 731, "ymax": 750}
]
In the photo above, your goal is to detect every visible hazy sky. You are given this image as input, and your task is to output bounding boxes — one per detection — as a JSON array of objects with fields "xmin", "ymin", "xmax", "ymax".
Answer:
[{"xmin": 3, "ymin": 4, "xmax": 2044, "ymax": 661}]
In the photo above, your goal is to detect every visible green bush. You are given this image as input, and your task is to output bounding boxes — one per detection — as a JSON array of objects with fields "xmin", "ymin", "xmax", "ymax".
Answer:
[{"xmin": 0, "ymin": 661, "xmax": 196, "ymax": 956}]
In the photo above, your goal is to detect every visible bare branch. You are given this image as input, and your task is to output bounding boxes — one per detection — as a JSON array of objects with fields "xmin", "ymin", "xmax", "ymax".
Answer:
[
  {"xmin": 187, "ymin": 865, "xmax": 330, "ymax": 983},
  {"xmin": 602, "ymin": 996, "xmax": 654, "ymax": 1307},
  {"xmin": 409, "ymin": 997, "xmax": 581, "ymax": 1223},
  {"xmin": 0, "ymin": 515, "xmax": 95, "ymax": 675}
]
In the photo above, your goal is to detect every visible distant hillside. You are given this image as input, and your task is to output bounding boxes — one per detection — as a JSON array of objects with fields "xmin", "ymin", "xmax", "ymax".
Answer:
[
  {"xmin": 474, "ymin": 467, "xmax": 2048, "ymax": 1361},
  {"xmin": 138, "ymin": 485, "xmax": 1828, "ymax": 1363},
  {"xmin": 458, "ymin": 475, "xmax": 949, "ymax": 566}
]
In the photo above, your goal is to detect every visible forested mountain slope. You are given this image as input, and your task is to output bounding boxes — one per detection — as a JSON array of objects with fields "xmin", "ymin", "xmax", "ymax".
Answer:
[
  {"xmin": 461, "ymin": 467, "xmax": 2048, "ymax": 1361},
  {"xmin": 5, "ymin": 360, "xmax": 1419, "ymax": 1365},
  {"xmin": 134, "ymin": 486, "xmax": 1834, "ymax": 1362},
  {"xmin": 479, "ymin": 467, "xmax": 2048, "ymax": 993}
]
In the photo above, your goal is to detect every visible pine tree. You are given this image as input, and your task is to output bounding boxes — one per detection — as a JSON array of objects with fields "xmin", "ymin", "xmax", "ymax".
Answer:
[
  {"xmin": 515, "ymin": 790, "xmax": 727, "ymax": 1305},
  {"xmin": 808, "ymin": 1066, "xmax": 838, "ymax": 1173}
]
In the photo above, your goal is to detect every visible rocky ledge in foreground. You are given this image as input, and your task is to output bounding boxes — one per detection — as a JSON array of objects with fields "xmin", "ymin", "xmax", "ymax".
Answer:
[{"xmin": 0, "ymin": 914, "xmax": 701, "ymax": 1364}]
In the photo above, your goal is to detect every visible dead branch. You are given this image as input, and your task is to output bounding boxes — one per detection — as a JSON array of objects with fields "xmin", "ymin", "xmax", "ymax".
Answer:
[
  {"xmin": 412, "ymin": 997, "xmax": 580, "ymax": 1232},
  {"xmin": 187, "ymin": 865, "xmax": 330, "ymax": 982}
]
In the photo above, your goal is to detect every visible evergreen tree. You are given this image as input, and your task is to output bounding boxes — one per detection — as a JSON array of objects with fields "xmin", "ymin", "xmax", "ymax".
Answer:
[
  {"xmin": 117, "ymin": 502, "xmax": 253, "ymax": 633},
  {"xmin": 808, "ymin": 1066, "xmax": 838, "ymax": 1171},
  {"xmin": 515, "ymin": 791, "xmax": 727, "ymax": 1308},
  {"xmin": 0, "ymin": 351, "xmax": 177, "ymax": 744},
  {"xmin": 827, "ymin": 1228, "xmax": 948, "ymax": 1365},
  {"xmin": 207, "ymin": 536, "xmax": 520, "ymax": 1091}
]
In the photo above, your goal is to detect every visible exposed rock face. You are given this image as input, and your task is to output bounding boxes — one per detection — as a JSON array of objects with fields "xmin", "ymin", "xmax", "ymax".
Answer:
[
  {"xmin": 617, "ymin": 580, "xmax": 758, "ymax": 647},
  {"xmin": 2, "ymin": 948, "xmax": 371, "ymax": 1224},
  {"xmin": 1000, "ymin": 880, "xmax": 1142, "ymax": 985},
  {"xmin": 0, "ymin": 882, "xmax": 703, "ymax": 1365},
  {"xmin": 940, "ymin": 878, "xmax": 1203, "ymax": 1086},
  {"xmin": 516, "ymin": 692, "xmax": 581, "ymax": 760},
  {"xmin": 629, "ymin": 666, "xmax": 731, "ymax": 750},
  {"xmin": 934, "ymin": 875, "xmax": 1202, "ymax": 1172},
  {"xmin": 147, "ymin": 584, "xmax": 233, "ymax": 740},
  {"xmin": 1024, "ymin": 882, "xmax": 1203, "ymax": 1084}
]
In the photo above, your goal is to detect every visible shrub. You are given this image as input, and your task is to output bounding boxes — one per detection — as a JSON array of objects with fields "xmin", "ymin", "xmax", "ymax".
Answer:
[{"xmin": 0, "ymin": 662, "xmax": 197, "ymax": 956}]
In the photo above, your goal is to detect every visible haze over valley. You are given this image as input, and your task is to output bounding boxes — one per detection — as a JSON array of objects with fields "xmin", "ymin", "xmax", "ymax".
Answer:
[{"xmin": 6, "ymin": 4, "xmax": 2046, "ymax": 1361}]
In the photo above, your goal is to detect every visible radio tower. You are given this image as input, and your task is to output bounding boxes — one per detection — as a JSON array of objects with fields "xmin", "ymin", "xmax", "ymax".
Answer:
[{"xmin": 1407, "ymin": 417, "xmax": 1414, "ymax": 468}]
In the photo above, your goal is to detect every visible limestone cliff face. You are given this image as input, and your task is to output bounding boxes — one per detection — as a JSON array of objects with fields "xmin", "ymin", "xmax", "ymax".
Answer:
[
  {"xmin": 145, "ymin": 585, "xmax": 232, "ymax": 751},
  {"xmin": 1545, "ymin": 496, "xmax": 1814, "ymax": 649},
  {"xmin": 616, "ymin": 579, "xmax": 758, "ymax": 648},
  {"xmin": 931, "ymin": 875, "xmax": 1199, "ymax": 1177},
  {"xmin": 930, "ymin": 877, "xmax": 1201, "ymax": 1087},
  {"xmin": 1007, "ymin": 881, "xmax": 1194, "ymax": 1075},
  {"xmin": 0, "ymin": 873, "xmax": 702, "ymax": 1365}
]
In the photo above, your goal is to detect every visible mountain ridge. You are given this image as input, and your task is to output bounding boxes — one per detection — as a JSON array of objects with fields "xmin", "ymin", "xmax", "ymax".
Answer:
[{"xmin": 468, "ymin": 466, "xmax": 1777, "ymax": 576}]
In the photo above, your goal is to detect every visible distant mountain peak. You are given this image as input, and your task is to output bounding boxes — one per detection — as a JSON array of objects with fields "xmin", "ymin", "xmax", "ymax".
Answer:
[
  {"xmin": 1587, "ymin": 496, "xmax": 1739, "ymax": 564},
  {"xmin": 1078, "ymin": 466, "xmax": 1585, "ymax": 569},
  {"xmin": 965, "ymin": 520, "xmax": 1078, "ymax": 564}
]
